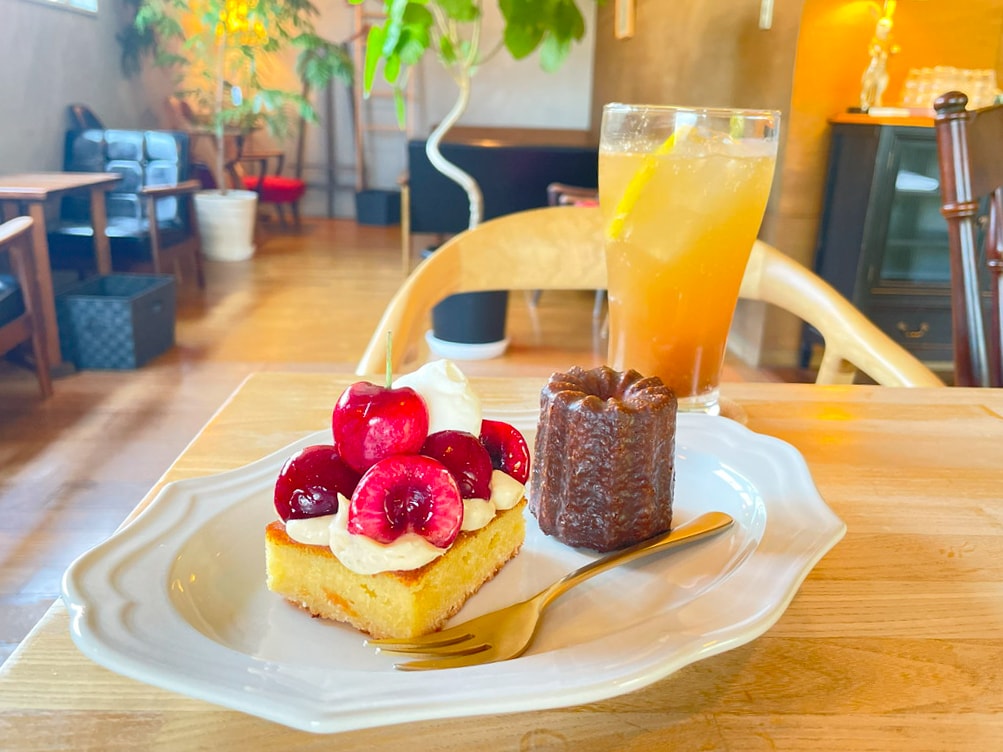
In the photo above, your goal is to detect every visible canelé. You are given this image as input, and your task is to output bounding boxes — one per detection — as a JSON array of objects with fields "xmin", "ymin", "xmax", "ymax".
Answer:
[{"xmin": 529, "ymin": 366, "xmax": 677, "ymax": 552}]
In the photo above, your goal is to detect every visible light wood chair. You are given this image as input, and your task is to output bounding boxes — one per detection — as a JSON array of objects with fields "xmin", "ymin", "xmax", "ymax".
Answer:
[
  {"xmin": 933, "ymin": 91, "xmax": 1003, "ymax": 387},
  {"xmin": 356, "ymin": 205, "xmax": 944, "ymax": 388},
  {"xmin": 540, "ymin": 182, "xmax": 605, "ymax": 325},
  {"xmin": 0, "ymin": 217, "xmax": 53, "ymax": 398}
]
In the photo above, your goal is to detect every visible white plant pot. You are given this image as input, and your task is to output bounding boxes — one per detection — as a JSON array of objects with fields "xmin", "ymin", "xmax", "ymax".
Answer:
[{"xmin": 194, "ymin": 189, "xmax": 257, "ymax": 262}]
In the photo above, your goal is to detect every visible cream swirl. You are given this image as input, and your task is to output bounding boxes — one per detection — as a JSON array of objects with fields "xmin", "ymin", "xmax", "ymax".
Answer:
[{"xmin": 393, "ymin": 359, "xmax": 482, "ymax": 436}]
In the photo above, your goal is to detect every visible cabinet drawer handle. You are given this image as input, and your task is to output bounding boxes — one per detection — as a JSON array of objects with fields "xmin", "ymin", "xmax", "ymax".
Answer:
[{"xmin": 896, "ymin": 321, "xmax": 930, "ymax": 339}]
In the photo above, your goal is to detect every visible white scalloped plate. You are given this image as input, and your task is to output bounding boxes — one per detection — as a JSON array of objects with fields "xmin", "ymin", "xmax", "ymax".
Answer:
[{"xmin": 61, "ymin": 413, "xmax": 844, "ymax": 734}]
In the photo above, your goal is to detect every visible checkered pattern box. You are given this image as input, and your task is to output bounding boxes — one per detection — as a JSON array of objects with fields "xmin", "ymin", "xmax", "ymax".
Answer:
[{"xmin": 56, "ymin": 274, "xmax": 176, "ymax": 369}]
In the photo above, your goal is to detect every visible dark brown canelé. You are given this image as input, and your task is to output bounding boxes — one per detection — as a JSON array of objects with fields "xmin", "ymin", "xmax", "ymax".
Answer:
[{"xmin": 529, "ymin": 366, "xmax": 677, "ymax": 552}]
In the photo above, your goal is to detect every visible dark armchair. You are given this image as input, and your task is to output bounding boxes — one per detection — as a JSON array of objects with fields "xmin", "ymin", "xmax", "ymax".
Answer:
[{"xmin": 48, "ymin": 128, "xmax": 204, "ymax": 288}]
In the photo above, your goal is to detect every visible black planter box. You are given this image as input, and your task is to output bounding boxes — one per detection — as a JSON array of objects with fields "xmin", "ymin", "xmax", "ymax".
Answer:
[
  {"xmin": 56, "ymin": 274, "xmax": 176, "ymax": 370},
  {"xmin": 355, "ymin": 189, "xmax": 401, "ymax": 226},
  {"xmin": 432, "ymin": 291, "xmax": 509, "ymax": 343}
]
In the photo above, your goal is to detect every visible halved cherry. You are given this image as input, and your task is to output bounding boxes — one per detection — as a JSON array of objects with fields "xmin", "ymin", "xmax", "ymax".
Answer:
[
  {"xmin": 348, "ymin": 455, "xmax": 463, "ymax": 548},
  {"xmin": 274, "ymin": 445, "xmax": 361, "ymax": 521},
  {"xmin": 421, "ymin": 430, "xmax": 493, "ymax": 500},
  {"xmin": 479, "ymin": 419, "xmax": 530, "ymax": 483}
]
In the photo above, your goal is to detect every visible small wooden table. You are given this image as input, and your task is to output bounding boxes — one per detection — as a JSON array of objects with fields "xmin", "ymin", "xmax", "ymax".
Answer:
[
  {"xmin": 0, "ymin": 172, "xmax": 121, "ymax": 365},
  {"xmin": 1, "ymin": 377, "xmax": 1002, "ymax": 750}
]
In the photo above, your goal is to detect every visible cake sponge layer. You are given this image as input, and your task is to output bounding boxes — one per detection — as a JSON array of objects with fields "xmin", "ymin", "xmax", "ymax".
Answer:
[{"xmin": 265, "ymin": 501, "xmax": 526, "ymax": 639}]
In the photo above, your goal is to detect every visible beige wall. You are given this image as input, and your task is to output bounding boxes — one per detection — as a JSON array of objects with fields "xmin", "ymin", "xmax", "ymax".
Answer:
[
  {"xmin": 591, "ymin": 0, "xmax": 1003, "ymax": 368},
  {"xmin": 0, "ymin": 1, "xmax": 173, "ymax": 173}
]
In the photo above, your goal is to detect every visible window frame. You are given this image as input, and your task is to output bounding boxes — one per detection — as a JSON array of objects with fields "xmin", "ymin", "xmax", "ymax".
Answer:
[{"xmin": 19, "ymin": 0, "xmax": 98, "ymax": 17}]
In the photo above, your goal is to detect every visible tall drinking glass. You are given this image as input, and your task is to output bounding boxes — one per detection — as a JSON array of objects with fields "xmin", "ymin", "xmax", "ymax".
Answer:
[{"xmin": 599, "ymin": 103, "xmax": 780, "ymax": 413}]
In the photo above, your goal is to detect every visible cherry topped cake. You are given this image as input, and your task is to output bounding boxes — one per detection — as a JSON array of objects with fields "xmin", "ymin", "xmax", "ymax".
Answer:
[
  {"xmin": 265, "ymin": 360, "xmax": 530, "ymax": 639},
  {"xmin": 529, "ymin": 365, "xmax": 677, "ymax": 552}
]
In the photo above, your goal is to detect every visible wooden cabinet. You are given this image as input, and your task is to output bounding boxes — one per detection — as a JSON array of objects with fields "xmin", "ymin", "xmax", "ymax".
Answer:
[{"xmin": 810, "ymin": 120, "xmax": 955, "ymax": 366}]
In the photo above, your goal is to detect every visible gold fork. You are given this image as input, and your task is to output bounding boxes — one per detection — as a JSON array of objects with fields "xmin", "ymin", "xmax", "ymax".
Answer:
[{"xmin": 366, "ymin": 510, "xmax": 734, "ymax": 670}]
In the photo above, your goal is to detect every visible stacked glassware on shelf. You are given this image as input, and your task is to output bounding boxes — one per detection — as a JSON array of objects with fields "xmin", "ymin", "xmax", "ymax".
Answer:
[{"xmin": 899, "ymin": 67, "xmax": 1002, "ymax": 111}]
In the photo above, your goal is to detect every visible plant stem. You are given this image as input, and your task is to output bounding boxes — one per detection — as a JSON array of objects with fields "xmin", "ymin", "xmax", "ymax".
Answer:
[
  {"xmin": 424, "ymin": 3, "xmax": 484, "ymax": 230},
  {"xmin": 425, "ymin": 69, "xmax": 482, "ymax": 229},
  {"xmin": 385, "ymin": 331, "xmax": 392, "ymax": 387},
  {"xmin": 215, "ymin": 26, "xmax": 228, "ymax": 195}
]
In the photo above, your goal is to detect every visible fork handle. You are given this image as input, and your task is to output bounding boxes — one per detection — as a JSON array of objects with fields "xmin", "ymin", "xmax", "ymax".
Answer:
[{"xmin": 536, "ymin": 511, "xmax": 734, "ymax": 608}]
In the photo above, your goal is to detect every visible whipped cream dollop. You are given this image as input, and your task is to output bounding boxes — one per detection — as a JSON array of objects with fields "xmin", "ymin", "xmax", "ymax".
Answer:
[
  {"xmin": 459, "ymin": 473, "xmax": 521, "ymax": 531},
  {"xmin": 393, "ymin": 359, "xmax": 482, "ymax": 436}
]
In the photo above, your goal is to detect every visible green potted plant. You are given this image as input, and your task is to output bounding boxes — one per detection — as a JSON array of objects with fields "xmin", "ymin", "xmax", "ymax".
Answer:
[
  {"xmin": 133, "ymin": 0, "xmax": 353, "ymax": 260},
  {"xmin": 351, "ymin": 0, "xmax": 597, "ymax": 356}
]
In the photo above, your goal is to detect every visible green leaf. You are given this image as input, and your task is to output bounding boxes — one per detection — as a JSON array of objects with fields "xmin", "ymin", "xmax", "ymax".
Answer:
[
  {"xmin": 503, "ymin": 22, "xmax": 544, "ymax": 60},
  {"xmin": 438, "ymin": 34, "xmax": 457, "ymax": 65},
  {"xmin": 538, "ymin": 33, "xmax": 571, "ymax": 73},
  {"xmin": 363, "ymin": 24, "xmax": 387, "ymax": 95},
  {"xmin": 394, "ymin": 89, "xmax": 407, "ymax": 129},
  {"xmin": 402, "ymin": 3, "xmax": 434, "ymax": 27},
  {"xmin": 384, "ymin": 53, "xmax": 401, "ymax": 84},
  {"xmin": 398, "ymin": 28, "xmax": 431, "ymax": 66},
  {"xmin": 553, "ymin": 0, "xmax": 586, "ymax": 42},
  {"xmin": 382, "ymin": 0, "xmax": 410, "ymax": 54},
  {"xmin": 436, "ymin": 0, "xmax": 480, "ymax": 22},
  {"xmin": 398, "ymin": 4, "xmax": 433, "ymax": 64}
]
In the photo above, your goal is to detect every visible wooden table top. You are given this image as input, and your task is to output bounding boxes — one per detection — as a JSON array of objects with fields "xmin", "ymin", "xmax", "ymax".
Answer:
[
  {"xmin": 0, "ymin": 172, "xmax": 121, "ymax": 200},
  {"xmin": 2, "ymin": 375, "xmax": 1002, "ymax": 750}
]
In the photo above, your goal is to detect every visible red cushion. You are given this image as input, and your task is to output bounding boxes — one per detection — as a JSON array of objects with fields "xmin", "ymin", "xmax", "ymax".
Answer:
[{"xmin": 243, "ymin": 175, "xmax": 307, "ymax": 203}]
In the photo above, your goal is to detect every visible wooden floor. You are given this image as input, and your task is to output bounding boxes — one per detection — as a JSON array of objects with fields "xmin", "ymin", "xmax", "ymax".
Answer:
[{"xmin": 0, "ymin": 218, "xmax": 797, "ymax": 668}]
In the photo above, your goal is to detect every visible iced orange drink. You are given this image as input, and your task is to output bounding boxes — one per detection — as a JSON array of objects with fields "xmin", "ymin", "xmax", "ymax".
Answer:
[{"xmin": 599, "ymin": 104, "xmax": 779, "ymax": 413}]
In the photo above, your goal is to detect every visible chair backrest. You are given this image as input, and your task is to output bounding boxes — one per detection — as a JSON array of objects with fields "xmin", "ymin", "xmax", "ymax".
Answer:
[
  {"xmin": 0, "ymin": 217, "xmax": 53, "ymax": 398},
  {"xmin": 62, "ymin": 128, "xmax": 192, "ymax": 228},
  {"xmin": 66, "ymin": 104, "xmax": 105, "ymax": 131},
  {"xmin": 356, "ymin": 205, "xmax": 944, "ymax": 388},
  {"xmin": 933, "ymin": 91, "xmax": 1003, "ymax": 387}
]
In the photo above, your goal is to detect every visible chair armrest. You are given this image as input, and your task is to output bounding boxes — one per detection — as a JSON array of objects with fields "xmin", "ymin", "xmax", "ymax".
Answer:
[
  {"xmin": 140, "ymin": 179, "xmax": 202, "ymax": 198},
  {"xmin": 0, "ymin": 216, "xmax": 33, "ymax": 246}
]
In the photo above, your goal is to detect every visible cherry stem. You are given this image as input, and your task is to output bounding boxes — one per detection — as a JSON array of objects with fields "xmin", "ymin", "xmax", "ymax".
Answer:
[{"xmin": 385, "ymin": 331, "xmax": 393, "ymax": 388}]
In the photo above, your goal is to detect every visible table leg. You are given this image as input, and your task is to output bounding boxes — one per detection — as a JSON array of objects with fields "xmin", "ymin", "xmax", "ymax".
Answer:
[
  {"xmin": 26, "ymin": 204, "xmax": 64, "ymax": 367},
  {"xmin": 89, "ymin": 188, "xmax": 111, "ymax": 274}
]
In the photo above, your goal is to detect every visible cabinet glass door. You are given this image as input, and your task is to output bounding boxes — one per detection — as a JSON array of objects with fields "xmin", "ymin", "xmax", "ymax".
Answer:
[{"xmin": 877, "ymin": 132, "xmax": 950, "ymax": 287}]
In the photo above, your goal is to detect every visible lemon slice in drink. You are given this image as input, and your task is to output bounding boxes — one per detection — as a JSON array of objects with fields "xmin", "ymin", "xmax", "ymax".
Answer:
[{"xmin": 605, "ymin": 124, "xmax": 693, "ymax": 240}]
